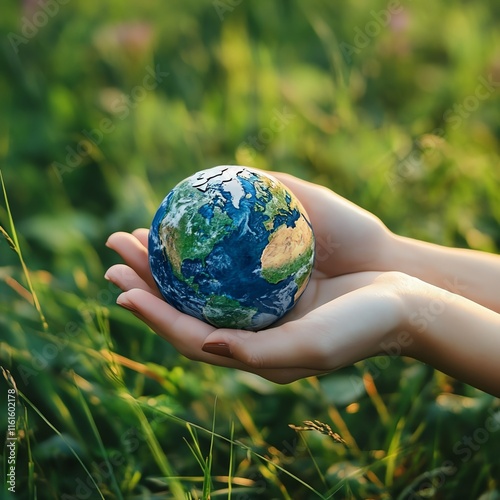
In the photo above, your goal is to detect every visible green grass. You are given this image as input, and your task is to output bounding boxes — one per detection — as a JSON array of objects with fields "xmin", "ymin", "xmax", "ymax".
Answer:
[{"xmin": 1, "ymin": 0, "xmax": 500, "ymax": 498}]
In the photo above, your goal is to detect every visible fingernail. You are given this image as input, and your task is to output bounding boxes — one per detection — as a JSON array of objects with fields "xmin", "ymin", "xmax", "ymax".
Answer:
[
  {"xmin": 116, "ymin": 295, "xmax": 137, "ymax": 313},
  {"xmin": 104, "ymin": 270, "xmax": 117, "ymax": 283},
  {"xmin": 202, "ymin": 342, "xmax": 233, "ymax": 359}
]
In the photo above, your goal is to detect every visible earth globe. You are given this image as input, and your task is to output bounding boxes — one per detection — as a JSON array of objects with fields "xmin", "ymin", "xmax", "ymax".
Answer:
[{"xmin": 148, "ymin": 166, "xmax": 315, "ymax": 330}]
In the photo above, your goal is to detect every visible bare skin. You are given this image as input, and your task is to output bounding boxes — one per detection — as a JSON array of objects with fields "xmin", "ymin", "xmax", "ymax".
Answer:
[{"xmin": 105, "ymin": 171, "xmax": 500, "ymax": 396}]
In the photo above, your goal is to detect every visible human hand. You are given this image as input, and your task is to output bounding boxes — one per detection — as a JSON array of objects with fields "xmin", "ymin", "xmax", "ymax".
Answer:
[
  {"xmin": 105, "ymin": 229, "xmax": 412, "ymax": 384},
  {"xmin": 273, "ymin": 172, "xmax": 500, "ymax": 316},
  {"xmin": 269, "ymin": 171, "xmax": 393, "ymax": 277},
  {"xmin": 105, "ymin": 168, "xmax": 500, "ymax": 393}
]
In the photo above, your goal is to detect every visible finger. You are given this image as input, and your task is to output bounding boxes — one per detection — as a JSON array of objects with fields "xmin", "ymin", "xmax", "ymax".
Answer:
[
  {"xmin": 117, "ymin": 287, "xmax": 216, "ymax": 352},
  {"xmin": 116, "ymin": 288, "xmax": 327, "ymax": 382},
  {"xmin": 106, "ymin": 232, "xmax": 158, "ymax": 291},
  {"xmin": 202, "ymin": 281, "xmax": 400, "ymax": 371},
  {"xmin": 202, "ymin": 318, "xmax": 330, "ymax": 371},
  {"xmin": 105, "ymin": 264, "xmax": 162, "ymax": 298},
  {"xmin": 229, "ymin": 366, "xmax": 328, "ymax": 385},
  {"xmin": 132, "ymin": 228, "xmax": 149, "ymax": 248}
]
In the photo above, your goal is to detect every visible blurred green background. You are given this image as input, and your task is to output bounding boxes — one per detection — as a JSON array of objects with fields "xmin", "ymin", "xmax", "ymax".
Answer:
[{"xmin": 1, "ymin": 0, "xmax": 500, "ymax": 498}]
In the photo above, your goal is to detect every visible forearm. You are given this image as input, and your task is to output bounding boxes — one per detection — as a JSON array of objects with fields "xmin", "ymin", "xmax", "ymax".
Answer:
[
  {"xmin": 383, "ymin": 234, "xmax": 500, "ymax": 313},
  {"xmin": 404, "ymin": 280, "xmax": 500, "ymax": 397}
]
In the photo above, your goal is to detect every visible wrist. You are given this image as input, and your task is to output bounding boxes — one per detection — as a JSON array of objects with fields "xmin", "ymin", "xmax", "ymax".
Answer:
[
  {"xmin": 378, "ymin": 232, "xmax": 446, "ymax": 288},
  {"xmin": 396, "ymin": 276, "xmax": 457, "ymax": 361},
  {"xmin": 370, "ymin": 229, "xmax": 407, "ymax": 273},
  {"xmin": 373, "ymin": 272, "xmax": 450, "ymax": 360},
  {"xmin": 376, "ymin": 231, "xmax": 405, "ymax": 271},
  {"xmin": 369, "ymin": 272, "xmax": 428, "ymax": 359},
  {"xmin": 398, "ymin": 277, "xmax": 500, "ymax": 395}
]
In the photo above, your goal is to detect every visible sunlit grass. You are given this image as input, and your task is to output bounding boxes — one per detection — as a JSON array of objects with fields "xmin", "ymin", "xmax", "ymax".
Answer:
[
  {"xmin": 1, "ymin": 0, "xmax": 500, "ymax": 498},
  {"xmin": 0, "ymin": 170, "xmax": 48, "ymax": 331}
]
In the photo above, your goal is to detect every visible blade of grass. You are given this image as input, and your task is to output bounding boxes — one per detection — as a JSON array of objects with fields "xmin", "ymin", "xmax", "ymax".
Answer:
[
  {"xmin": 325, "ymin": 445, "xmax": 416, "ymax": 499},
  {"xmin": 228, "ymin": 421, "xmax": 235, "ymax": 500},
  {"xmin": 183, "ymin": 399, "xmax": 217, "ymax": 498},
  {"xmin": 385, "ymin": 417, "xmax": 405, "ymax": 486},
  {"xmin": 0, "ymin": 170, "xmax": 48, "ymax": 331},
  {"xmin": 73, "ymin": 373, "xmax": 124, "ymax": 500},
  {"xmin": 298, "ymin": 433, "xmax": 327, "ymax": 489},
  {"xmin": 233, "ymin": 398, "xmax": 266, "ymax": 447},
  {"xmin": 202, "ymin": 397, "xmax": 217, "ymax": 499},
  {"xmin": 17, "ymin": 390, "xmax": 105, "ymax": 499},
  {"xmin": 396, "ymin": 464, "xmax": 457, "ymax": 500},
  {"xmin": 149, "ymin": 475, "xmax": 255, "ymax": 486},
  {"xmin": 22, "ymin": 404, "xmax": 36, "ymax": 499},
  {"xmin": 363, "ymin": 371, "xmax": 391, "ymax": 425},
  {"xmin": 132, "ymin": 398, "xmax": 326, "ymax": 499},
  {"xmin": 0, "ymin": 225, "xmax": 16, "ymax": 251},
  {"xmin": 121, "ymin": 392, "xmax": 186, "ymax": 499},
  {"xmin": 184, "ymin": 426, "xmax": 206, "ymax": 471},
  {"xmin": 1, "ymin": 368, "xmax": 30, "ymax": 497}
]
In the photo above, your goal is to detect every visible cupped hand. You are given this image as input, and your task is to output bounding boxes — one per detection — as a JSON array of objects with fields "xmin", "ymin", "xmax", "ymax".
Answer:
[
  {"xmin": 269, "ymin": 171, "xmax": 393, "ymax": 277},
  {"xmin": 105, "ymin": 229, "xmax": 410, "ymax": 384}
]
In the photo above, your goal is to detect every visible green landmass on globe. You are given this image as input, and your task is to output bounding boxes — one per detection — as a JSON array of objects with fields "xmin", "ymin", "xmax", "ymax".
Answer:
[{"xmin": 149, "ymin": 166, "xmax": 315, "ymax": 330}]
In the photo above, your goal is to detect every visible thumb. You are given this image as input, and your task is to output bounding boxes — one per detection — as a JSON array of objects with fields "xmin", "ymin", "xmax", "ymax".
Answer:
[
  {"xmin": 201, "ymin": 281, "xmax": 403, "ymax": 371},
  {"xmin": 201, "ymin": 320, "xmax": 329, "ymax": 370}
]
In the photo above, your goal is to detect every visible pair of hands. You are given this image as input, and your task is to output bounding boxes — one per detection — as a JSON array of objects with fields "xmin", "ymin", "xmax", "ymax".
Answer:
[{"xmin": 105, "ymin": 172, "xmax": 420, "ymax": 384}]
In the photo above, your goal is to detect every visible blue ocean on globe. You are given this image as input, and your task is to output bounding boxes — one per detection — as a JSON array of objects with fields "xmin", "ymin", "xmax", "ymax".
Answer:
[{"xmin": 148, "ymin": 165, "xmax": 315, "ymax": 330}]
